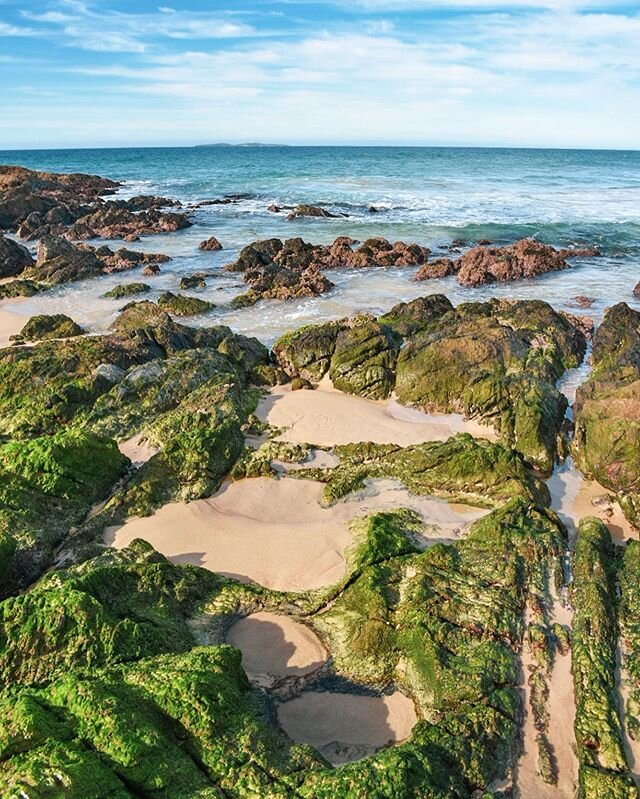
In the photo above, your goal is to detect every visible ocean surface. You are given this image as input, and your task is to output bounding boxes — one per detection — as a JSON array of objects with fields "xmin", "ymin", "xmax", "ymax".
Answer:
[{"xmin": 1, "ymin": 145, "xmax": 639, "ymax": 344}]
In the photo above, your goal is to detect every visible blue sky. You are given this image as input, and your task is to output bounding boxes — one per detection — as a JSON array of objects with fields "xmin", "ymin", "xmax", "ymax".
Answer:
[{"xmin": 0, "ymin": 0, "xmax": 639, "ymax": 149}]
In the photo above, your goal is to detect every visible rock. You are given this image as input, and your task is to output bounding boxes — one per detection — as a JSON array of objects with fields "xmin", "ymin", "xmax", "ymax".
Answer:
[
  {"xmin": 273, "ymin": 321, "xmax": 343, "ymax": 382},
  {"xmin": 157, "ymin": 291, "xmax": 215, "ymax": 317},
  {"xmin": 103, "ymin": 283, "xmax": 151, "ymax": 299},
  {"xmin": 291, "ymin": 376, "xmax": 313, "ymax": 391},
  {"xmin": 179, "ymin": 275, "xmax": 207, "ymax": 290},
  {"xmin": 329, "ymin": 317, "xmax": 398, "ymax": 400},
  {"xmin": 455, "ymin": 238, "xmax": 570, "ymax": 286},
  {"xmin": 477, "ymin": 238, "xmax": 492, "ymax": 246},
  {"xmin": 232, "ymin": 263, "xmax": 334, "ymax": 307},
  {"xmin": 199, "ymin": 236, "xmax": 223, "ymax": 251},
  {"xmin": 63, "ymin": 204, "xmax": 192, "ymax": 241},
  {"xmin": 23, "ymin": 236, "xmax": 169, "ymax": 285},
  {"xmin": 413, "ymin": 258, "xmax": 456, "ymax": 281},
  {"xmin": 634, "ymin": 281, "xmax": 640, "ymax": 298},
  {"xmin": 93, "ymin": 363, "xmax": 127, "ymax": 384},
  {"xmin": 571, "ymin": 295, "xmax": 595, "ymax": 309},
  {"xmin": 574, "ymin": 303, "xmax": 640, "ymax": 526},
  {"xmin": 0, "ymin": 279, "xmax": 45, "ymax": 300},
  {"xmin": 368, "ymin": 206, "xmax": 379, "ymax": 213},
  {"xmin": 0, "ymin": 165, "xmax": 118, "ymax": 231},
  {"xmin": 558, "ymin": 245, "xmax": 601, "ymax": 258},
  {"xmin": 267, "ymin": 204, "xmax": 281, "ymax": 213},
  {"xmin": 142, "ymin": 264, "xmax": 161, "ymax": 276},
  {"xmin": 379, "ymin": 295, "xmax": 454, "ymax": 337},
  {"xmin": 0, "ymin": 234, "xmax": 34, "ymax": 278},
  {"xmin": 285, "ymin": 204, "xmax": 338, "ymax": 221},
  {"xmin": 110, "ymin": 300, "xmax": 174, "ymax": 335},
  {"xmin": 14, "ymin": 314, "xmax": 85, "ymax": 342}
]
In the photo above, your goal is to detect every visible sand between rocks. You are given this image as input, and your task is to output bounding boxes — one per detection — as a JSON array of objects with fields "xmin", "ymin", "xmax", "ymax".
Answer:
[
  {"xmin": 257, "ymin": 378, "xmax": 497, "ymax": 447},
  {"xmin": 277, "ymin": 690, "xmax": 418, "ymax": 765},
  {"xmin": 105, "ymin": 477, "xmax": 486, "ymax": 592},
  {"xmin": 226, "ymin": 612, "xmax": 327, "ymax": 683},
  {"xmin": 0, "ymin": 302, "xmax": 29, "ymax": 348},
  {"xmin": 118, "ymin": 434, "xmax": 160, "ymax": 467}
]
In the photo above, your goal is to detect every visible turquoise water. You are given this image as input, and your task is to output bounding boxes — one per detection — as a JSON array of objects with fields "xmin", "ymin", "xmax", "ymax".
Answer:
[{"xmin": 1, "ymin": 146, "xmax": 639, "ymax": 343}]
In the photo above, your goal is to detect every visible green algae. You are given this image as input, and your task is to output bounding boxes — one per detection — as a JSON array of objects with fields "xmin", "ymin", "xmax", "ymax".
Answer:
[
  {"xmin": 103, "ymin": 282, "xmax": 151, "ymax": 299},
  {"xmin": 13, "ymin": 313, "xmax": 85, "ymax": 342}
]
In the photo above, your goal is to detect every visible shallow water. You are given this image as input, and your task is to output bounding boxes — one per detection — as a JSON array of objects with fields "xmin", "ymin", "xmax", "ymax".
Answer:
[{"xmin": 1, "ymin": 145, "xmax": 639, "ymax": 345}]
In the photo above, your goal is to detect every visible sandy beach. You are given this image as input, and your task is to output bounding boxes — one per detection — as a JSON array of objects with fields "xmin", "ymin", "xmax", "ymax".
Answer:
[
  {"xmin": 547, "ymin": 458, "xmax": 638, "ymax": 544},
  {"xmin": 277, "ymin": 690, "xmax": 418, "ymax": 765},
  {"xmin": 0, "ymin": 301, "xmax": 29, "ymax": 348},
  {"xmin": 257, "ymin": 377, "xmax": 498, "ymax": 447},
  {"xmin": 226, "ymin": 611, "xmax": 328, "ymax": 682},
  {"xmin": 105, "ymin": 476, "xmax": 486, "ymax": 591}
]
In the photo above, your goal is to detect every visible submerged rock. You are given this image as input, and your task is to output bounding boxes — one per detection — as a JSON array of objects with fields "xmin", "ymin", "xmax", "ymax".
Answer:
[
  {"xmin": 103, "ymin": 282, "xmax": 151, "ymax": 299},
  {"xmin": 199, "ymin": 236, "xmax": 223, "ymax": 251},
  {"xmin": 0, "ymin": 234, "xmax": 34, "ymax": 278},
  {"xmin": 179, "ymin": 274, "xmax": 207, "ymax": 290},
  {"xmin": 286, "ymin": 204, "xmax": 338, "ymax": 220}
]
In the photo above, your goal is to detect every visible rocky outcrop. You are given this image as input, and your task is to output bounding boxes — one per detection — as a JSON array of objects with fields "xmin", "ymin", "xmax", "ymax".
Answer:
[
  {"xmin": 226, "ymin": 236, "xmax": 431, "ymax": 306},
  {"xmin": 0, "ymin": 234, "xmax": 34, "ymax": 278},
  {"xmin": 199, "ymin": 236, "xmax": 223, "ymax": 251},
  {"xmin": 633, "ymin": 281, "xmax": 640, "ymax": 298},
  {"xmin": 274, "ymin": 296, "xmax": 586, "ymax": 473},
  {"xmin": 22, "ymin": 235, "xmax": 170, "ymax": 285},
  {"xmin": 0, "ymin": 165, "xmax": 190, "ymax": 241},
  {"xmin": 455, "ymin": 239, "xmax": 570, "ymax": 286},
  {"xmin": 412, "ymin": 239, "xmax": 600, "ymax": 287},
  {"xmin": 574, "ymin": 303, "xmax": 640, "ymax": 526},
  {"xmin": 14, "ymin": 314, "xmax": 85, "ymax": 342},
  {"xmin": 0, "ymin": 165, "xmax": 118, "ymax": 230}
]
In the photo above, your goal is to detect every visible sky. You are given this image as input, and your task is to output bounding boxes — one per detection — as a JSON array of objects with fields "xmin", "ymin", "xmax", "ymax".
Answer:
[{"xmin": 0, "ymin": 0, "xmax": 639, "ymax": 149}]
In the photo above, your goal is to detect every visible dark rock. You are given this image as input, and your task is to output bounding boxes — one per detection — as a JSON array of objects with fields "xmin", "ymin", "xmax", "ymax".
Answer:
[
  {"xmin": 267, "ymin": 204, "xmax": 281, "ymax": 213},
  {"xmin": 179, "ymin": 275, "xmax": 207, "ymax": 290},
  {"xmin": 142, "ymin": 264, "xmax": 161, "ymax": 276},
  {"xmin": 285, "ymin": 204, "xmax": 337, "ymax": 221},
  {"xmin": 199, "ymin": 236, "xmax": 223, "ymax": 251},
  {"xmin": 633, "ymin": 281, "xmax": 640, "ymax": 298},
  {"xmin": 558, "ymin": 246, "xmax": 601, "ymax": 259},
  {"xmin": 291, "ymin": 376, "xmax": 313, "ymax": 391},
  {"xmin": 0, "ymin": 234, "xmax": 33, "ymax": 278}
]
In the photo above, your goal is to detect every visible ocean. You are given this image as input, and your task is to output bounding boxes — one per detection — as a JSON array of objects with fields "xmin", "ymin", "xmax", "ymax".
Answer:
[{"xmin": 1, "ymin": 145, "xmax": 639, "ymax": 344}]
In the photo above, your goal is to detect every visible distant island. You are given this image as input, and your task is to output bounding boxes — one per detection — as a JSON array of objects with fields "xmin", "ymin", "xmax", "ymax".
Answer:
[{"xmin": 194, "ymin": 142, "xmax": 289, "ymax": 148}]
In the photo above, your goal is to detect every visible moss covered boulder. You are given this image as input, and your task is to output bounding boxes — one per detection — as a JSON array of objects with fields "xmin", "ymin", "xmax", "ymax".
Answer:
[
  {"xmin": 273, "ymin": 320, "xmax": 343, "ymax": 382},
  {"xmin": 15, "ymin": 313, "xmax": 85, "ymax": 342},
  {"xmin": 329, "ymin": 317, "xmax": 399, "ymax": 399},
  {"xmin": 157, "ymin": 291, "xmax": 215, "ymax": 317},
  {"xmin": 103, "ymin": 282, "xmax": 151, "ymax": 299},
  {"xmin": 574, "ymin": 303, "xmax": 640, "ymax": 526}
]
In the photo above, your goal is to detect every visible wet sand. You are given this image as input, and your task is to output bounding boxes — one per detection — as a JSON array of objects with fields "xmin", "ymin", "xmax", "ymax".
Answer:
[
  {"xmin": 105, "ymin": 477, "xmax": 486, "ymax": 591},
  {"xmin": 226, "ymin": 612, "xmax": 327, "ymax": 684},
  {"xmin": 547, "ymin": 458, "xmax": 637, "ymax": 543},
  {"xmin": 257, "ymin": 377, "xmax": 498, "ymax": 447},
  {"xmin": 277, "ymin": 690, "xmax": 418, "ymax": 765}
]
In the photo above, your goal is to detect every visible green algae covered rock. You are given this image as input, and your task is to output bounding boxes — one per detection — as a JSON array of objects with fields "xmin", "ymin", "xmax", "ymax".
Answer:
[
  {"xmin": 329, "ymin": 316, "xmax": 399, "ymax": 399},
  {"xmin": 157, "ymin": 291, "xmax": 215, "ymax": 317},
  {"xmin": 395, "ymin": 299, "xmax": 584, "ymax": 473},
  {"xmin": 0, "ymin": 430, "xmax": 129, "ymax": 588},
  {"xmin": 378, "ymin": 294, "xmax": 454, "ymax": 337},
  {"xmin": 572, "ymin": 518, "xmax": 635, "ymax": 793},
  {"xmin": 297, "ymin": 433, "xmax": 549, "ymax": 509},
  {"xmin": 103, "ymin": 282, "xmax": 151, "ymax": 299},
  {"xmin": 0, "ymin": 278, "xmax": 46, "ymax": 300},
  {"xmin": 15, "ymin": 313, "xmax": 85, "ymax": 342},
  {"xmin": 574, "ymin": 303, "xmax": 640, "ymax": 527},
  {"xmin": 273, "ymin": 320, "xmax": 343, "ymax": 382}
]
